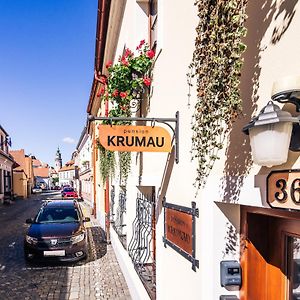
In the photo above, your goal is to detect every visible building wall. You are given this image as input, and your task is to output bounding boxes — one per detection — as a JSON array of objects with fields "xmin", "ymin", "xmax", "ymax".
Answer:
[
  {"xmin": 58, "ymin": 170, "xmax": 75, "ymax": 187},
  {"xmin": 0, "ymin": 162, "xmax": 13, "ymax": 203},
  {"xmin": 13, "ymin": 171, "xmax": 27, "ymax": 198},
  {"xmin": 0, "ymin": 127, "xmax": 13, "ymax": 203},
  {"xmin": 93, "ymin": 0, "xmax": 300, "ymax": 299},
  {"xmin": 78, "ymin": 134, "xmax": 93, "ymax": 206},
  {"xmin": 25, "ymin": 156, "xmax": 34, "ymax": 196}
]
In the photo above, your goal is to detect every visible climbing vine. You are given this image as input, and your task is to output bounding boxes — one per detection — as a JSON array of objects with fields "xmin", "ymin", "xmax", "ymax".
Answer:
[{"xmin": 189, "ymin": 0, "xmax": 248, "ymax": 189}]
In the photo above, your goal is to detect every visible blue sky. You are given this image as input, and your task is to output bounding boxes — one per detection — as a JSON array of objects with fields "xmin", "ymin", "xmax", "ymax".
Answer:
[{"xmin": 0, "ymin": 0, "xmax": 97, "ymax": 166}]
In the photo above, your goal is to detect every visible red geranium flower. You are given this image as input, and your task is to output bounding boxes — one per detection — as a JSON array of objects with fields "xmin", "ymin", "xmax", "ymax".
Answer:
[
  {"xmin": 136, "ymin": 39, "xmax": 146, "ymax": 50},
  {"xmin": 143, "ymin": 77, "xmax": 151, "ymax": 87},
  {"xmin": 112, "ymin": 89, "xmax": 119, "ymax": 97},
  {"xmin": 120, "ymin": 92, "xmax": 127, "ymax": 98},
  {"xmin": 146, "ymin": 50, "xmax": 155, "ymax": 59},
  {"xmin": 121, "ymin": 58, "xmax": 129, "ymax": 66},
  {"xmin": 124, "ymin": 48, "xmax": 133, "ymax": 58},
  {"xmin": 99, "ymin": 76, "xmax": 107, "ymax": 84},
  {"xmin": 106, "ymin": 60, "xmax": 112, "ymax": 69},
  {"xmin": 96, "ymin": 87, "xmax": 105, "ymax": 97}
]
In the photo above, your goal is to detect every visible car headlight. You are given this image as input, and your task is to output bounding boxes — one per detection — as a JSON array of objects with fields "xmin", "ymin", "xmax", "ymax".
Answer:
[
  {"xmin": 25, "ymin": 235, "xmax": 38, "ymax": 245},
  {"xmin": 70, "ymin": 233, "xmax": 85, "ymax": 244}
]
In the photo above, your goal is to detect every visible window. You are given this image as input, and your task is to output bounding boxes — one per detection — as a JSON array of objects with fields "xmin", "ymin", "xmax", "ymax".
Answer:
[
  {"xmin": 0, "ymin": 135, "xmax": 3, "ymax": 151},
  {"xmin": 150, "ymin": 0, "xmax": 157, "ymax": 49},
  {"xmin": 0, "ymin": 169, "xmax": 2, "ymax": 194}
]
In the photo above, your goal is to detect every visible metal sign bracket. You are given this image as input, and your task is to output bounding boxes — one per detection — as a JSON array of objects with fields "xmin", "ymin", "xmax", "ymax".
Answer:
[{"xmin": 88, "ymin": 111, "xmax": 180, "ymax": 163}]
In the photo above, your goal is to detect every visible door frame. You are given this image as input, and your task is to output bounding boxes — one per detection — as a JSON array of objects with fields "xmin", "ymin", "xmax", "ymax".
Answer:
[{"xmin": 240, "ymin": 205, "xmax": 300, "ymax": 300}]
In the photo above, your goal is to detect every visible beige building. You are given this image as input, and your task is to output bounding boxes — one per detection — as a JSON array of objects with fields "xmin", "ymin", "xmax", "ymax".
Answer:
[
  {"xmin": 85, "ymin": 1, "xmax": 300, "ymax": 299},
  {"xmin": 58, "ymin": 161, "xmax": 76, "ymax": 188},
  {"xmin": 0, "ymin": 125, "xmax": 14, "ymax": 203},
  {"xmin": 10, "ymin": 149, "xmax": 34, "ymax": 198},
  {"xmin": 75, "ymin": 127, "xmax": 93, "ymax": 207}
]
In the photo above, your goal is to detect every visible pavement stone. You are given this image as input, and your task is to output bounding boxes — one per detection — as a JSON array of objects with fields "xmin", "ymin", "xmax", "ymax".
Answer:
[{"xmin": 0, "ymin": 192, "xmax": 132, "ymax": 300}]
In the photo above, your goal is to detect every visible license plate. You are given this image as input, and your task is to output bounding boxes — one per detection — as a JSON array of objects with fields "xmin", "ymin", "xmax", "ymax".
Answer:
[{"xmin": 43, "ymin": 250, "xmax": 65, "ymax": 257}]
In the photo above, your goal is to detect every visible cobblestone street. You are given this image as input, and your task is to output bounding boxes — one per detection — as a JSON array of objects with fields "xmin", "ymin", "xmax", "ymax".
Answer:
[{"xmin": 0, "ymin": 192, "xmax": 131, "ymax": 300}]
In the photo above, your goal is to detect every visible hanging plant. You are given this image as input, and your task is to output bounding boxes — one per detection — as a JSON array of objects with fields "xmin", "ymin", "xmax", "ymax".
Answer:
[
  {"xmin": 104, "ymin": 40, "xmax": 154, "ymax": 116},
  {"xmin": 189, "ymin": 0, "xmax": 248, "ymax": 190},
  {"xmin": 98, "ymin": 143, "xmax": 116, "ymax": 184},
  {"xmin": 119, "ymin": 152, "xmax": 131, "ymax": 184},
  {"xmin": 98, "ymin": 40, "xmax": 155, "ymax": 182}
]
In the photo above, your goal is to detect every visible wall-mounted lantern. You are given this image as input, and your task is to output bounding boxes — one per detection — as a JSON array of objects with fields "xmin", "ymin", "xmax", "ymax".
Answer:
[
  {"xmin": 243, "ymin": 101, "xmax": 298, "ymax": 167},
  {"xmin": 243, "ymin": 76, "xmax": 300, "ymax": 168}
]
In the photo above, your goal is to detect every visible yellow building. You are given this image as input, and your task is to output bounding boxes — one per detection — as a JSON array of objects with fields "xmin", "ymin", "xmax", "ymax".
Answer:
[{"xmin": 10, "ymin": 149, "xmax": 34, "ymax": 198}]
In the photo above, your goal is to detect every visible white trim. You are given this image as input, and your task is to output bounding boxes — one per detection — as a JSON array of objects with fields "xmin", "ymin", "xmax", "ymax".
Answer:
[{"xmin": 110, "ymin": 229, "xmax": 151, "ymax": 300}]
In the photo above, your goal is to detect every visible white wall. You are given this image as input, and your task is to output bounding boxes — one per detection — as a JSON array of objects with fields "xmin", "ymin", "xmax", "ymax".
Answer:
[{"xmin": 100, "ymin": 0, "xmax": 300, "ymax": 299}]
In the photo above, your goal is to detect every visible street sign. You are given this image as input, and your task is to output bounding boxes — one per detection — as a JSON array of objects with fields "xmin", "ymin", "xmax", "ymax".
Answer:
[{"xmin": 98, "ymin": 124, "xmax": 172, "ymax": 152}]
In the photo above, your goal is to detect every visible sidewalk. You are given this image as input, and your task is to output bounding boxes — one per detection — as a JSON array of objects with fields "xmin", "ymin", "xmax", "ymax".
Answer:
[{"xmin": 80, "ymin": 201, "xmax": 132, "ymax": 300}]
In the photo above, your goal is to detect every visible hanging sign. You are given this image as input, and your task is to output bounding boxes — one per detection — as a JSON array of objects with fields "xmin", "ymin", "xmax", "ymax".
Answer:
[
  {"xmin": 163, "ymin": 201, "xmax": 199, "ymax": 271},
  {"xmin": 165, "ymin": 208, "xmax": 193, "ymax": 255},
  {"xmin": 267, "ymin": 169, "xmax": 300, "ymax": 210},
  {"xmin": 98, "ymin": 125, "xmax": 172, "ymax": 152}
]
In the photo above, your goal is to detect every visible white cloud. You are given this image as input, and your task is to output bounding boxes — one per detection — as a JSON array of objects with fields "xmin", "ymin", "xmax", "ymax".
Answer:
[{"xmin": 62, "ymin": 137, "xmax": 76, "ymax": 144}]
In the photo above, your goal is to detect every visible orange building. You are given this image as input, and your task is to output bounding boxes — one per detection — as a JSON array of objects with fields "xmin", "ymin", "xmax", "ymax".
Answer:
[{"xmin": 10, "ymin": 149, "xmax": 34, "ymax": 198}]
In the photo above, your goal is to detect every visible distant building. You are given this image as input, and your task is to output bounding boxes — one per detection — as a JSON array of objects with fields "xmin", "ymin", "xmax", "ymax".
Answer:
[
  {"xmin": 31, "ymin": 156, "xmax": 51, "ymax": 190},
  {"xmin": 49, "ymin": 167, "xmax": 59, "ymax": 188},
  {"xmin": 58, "ymin": 160, "xmax": 75, "ymax": 187},
  {"xmin": 54, "ymin": 147, "xmax": 62, "ymax": 172},
  {"xmin": 33, "ymin": 166, "xmax": 50, "ymax": 190},
  {"xmin": 0, "ymin": 125, "xmax": 14, "ymax": 203},
  {"xmin": 76, "ymin": 126, "xmax": 93, "ymax": 207},
  {"xmin": 9, "ymin": 149, "xmax": 34, "ymax": 198}
]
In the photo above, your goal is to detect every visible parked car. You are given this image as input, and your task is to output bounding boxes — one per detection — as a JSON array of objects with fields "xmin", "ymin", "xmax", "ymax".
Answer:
[
  {"xmin": 24, "ymin": 200, "xmax": 90, "ymax": 262},
  {"xmin": 32, "ymin": 186, "xmax": 42, "ymax": 194},
  {"xmin": 60, "ymin": 185, "xmax": 71, "ymax": 196},
  {"xmin": 61, "ymin": 187, "xmax": 78, "ymax": 199}
]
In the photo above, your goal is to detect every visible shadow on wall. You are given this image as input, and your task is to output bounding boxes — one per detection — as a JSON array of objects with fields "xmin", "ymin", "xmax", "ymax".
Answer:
[{"xmin": 220, "ymin": 0, "xmax": 299, "ymax": 204}]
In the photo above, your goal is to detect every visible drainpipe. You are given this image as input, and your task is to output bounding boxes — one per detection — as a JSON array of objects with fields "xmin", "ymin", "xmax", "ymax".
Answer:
[
  {"xmin": 92, "ymin": 122, "xmax": 97, "ymax": 218},
  {"xmin": 94, "ymin": 73, "xmax": 110, "ymax": 242},
  {"xmin": 105, "ymin": 97, "xmax": 110, "ymax": 242}
]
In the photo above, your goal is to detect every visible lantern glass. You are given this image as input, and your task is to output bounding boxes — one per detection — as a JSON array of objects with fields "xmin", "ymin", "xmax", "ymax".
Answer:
[{"xmin": 249, "ymin": 122, "xmax": 293, "ymax": 167}]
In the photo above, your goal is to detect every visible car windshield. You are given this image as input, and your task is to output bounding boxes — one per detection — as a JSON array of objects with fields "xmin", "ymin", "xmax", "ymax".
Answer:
[
  {"xmin": 64, "ymin": 188, "xmax": 74, "ymax": 192},
  {"xmin": 35, "ymin": 207, "xmax": 79, "ymax": 223}
]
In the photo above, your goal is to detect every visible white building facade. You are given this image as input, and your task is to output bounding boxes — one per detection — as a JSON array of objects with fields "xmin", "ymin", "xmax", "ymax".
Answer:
[
  {"xmin": 76, "ymin": 127, "xmax": 93, "ymax": 207},
  {"xmin": 0, "ymin": 125, "xmax": 14, "ymax": 203},
  {"xmin": 58, "ymin": 164, "xmax": 75, "ymax": 188},
  {"xmin": 88, "ymin": 1, "xmax": 300, "ymax": 300}
]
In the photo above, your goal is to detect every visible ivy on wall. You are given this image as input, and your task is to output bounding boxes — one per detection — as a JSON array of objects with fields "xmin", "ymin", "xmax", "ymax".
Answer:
[{"xmin": 189, "ymin": 0, "xmax": 248, "ymax": 190}]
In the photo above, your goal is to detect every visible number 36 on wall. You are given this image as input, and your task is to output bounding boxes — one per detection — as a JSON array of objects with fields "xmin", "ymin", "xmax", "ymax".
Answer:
[{"xmin": 267, "ymin": 170, "xmax": 300, "ymax": 209}]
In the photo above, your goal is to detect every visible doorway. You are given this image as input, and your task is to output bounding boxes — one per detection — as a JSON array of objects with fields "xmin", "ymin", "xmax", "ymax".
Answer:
[{"xmin": 241, "ymin": 206, "xmax": 300, "ymax": 300}]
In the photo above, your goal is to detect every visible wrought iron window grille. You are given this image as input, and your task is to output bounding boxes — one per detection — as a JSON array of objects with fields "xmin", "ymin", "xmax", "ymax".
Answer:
[
  {"xmin": 128, "ymin": 192, "xmax": 156, "ymax": 299},
  {"xmin": 110, "ymin": 186, "xmax": 115, "ymax": 223},
  {"xmin": 113, "ymin": 188, "xmax": 127, "ymax": 249}
]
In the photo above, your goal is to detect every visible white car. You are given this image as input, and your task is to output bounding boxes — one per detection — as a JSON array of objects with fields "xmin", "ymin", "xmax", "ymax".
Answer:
[{"xmin": 32, "ymin": 187, "xmax": 42, "ymax": 193}]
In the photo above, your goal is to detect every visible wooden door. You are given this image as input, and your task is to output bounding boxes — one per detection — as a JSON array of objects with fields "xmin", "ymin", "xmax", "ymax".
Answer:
[{"xmin": 241, "ymin": 208, "xmax": 300, "ymax": 300}]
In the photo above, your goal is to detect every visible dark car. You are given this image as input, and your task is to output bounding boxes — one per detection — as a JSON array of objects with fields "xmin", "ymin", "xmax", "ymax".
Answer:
[{"xmin": 24, "ymin": 200, "xmax": 90, "ymax": 262}]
